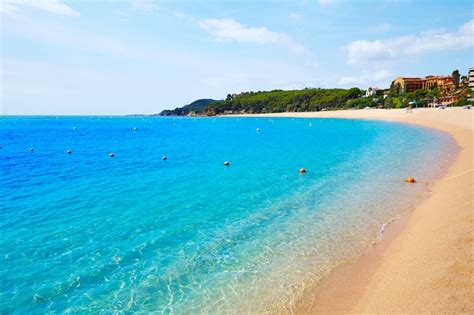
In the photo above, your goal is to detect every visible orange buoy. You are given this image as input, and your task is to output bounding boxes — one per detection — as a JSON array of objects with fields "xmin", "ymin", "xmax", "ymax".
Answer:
[
  {"xmin": 299, "ymin": 168, "xmax": 306, "ymax": 174},
  {"xmin": 405, "ymin": 176, "xmax": 416, "ymax": 183},
  {"xmin": 224, "ymin": 161, "xmax": 230, "ymax": 166}
]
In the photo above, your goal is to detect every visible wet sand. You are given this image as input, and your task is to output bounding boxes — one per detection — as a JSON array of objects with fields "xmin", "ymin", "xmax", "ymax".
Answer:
[{"xmin": 232, "ymin": 108, "xmax": 474, "ymax": 313}]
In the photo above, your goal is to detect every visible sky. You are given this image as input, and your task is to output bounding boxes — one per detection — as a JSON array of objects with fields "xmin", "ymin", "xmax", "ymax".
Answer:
[{"xmin": 1, "ymin": 0, "xmax": 473, "ymax": 115}]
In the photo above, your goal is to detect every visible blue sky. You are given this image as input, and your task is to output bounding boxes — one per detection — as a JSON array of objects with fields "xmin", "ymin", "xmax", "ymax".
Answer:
[{"xmin": 1, "ymin": 0, "xmax": 473, "ymax": 115}]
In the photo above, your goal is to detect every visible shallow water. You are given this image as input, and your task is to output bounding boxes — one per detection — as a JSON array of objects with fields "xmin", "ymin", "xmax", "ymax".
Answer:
[{"xmin": 0, "ymin": 116, "xmax": 454, "ymax": 313}]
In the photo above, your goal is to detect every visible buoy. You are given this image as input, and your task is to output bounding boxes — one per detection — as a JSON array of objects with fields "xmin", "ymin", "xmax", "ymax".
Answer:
[
  {"xmin": 29, "ymin": 148, "xmax": 34, "ymax": 152},
  {"xmin": 133, "ymin": 127, "xmax": 137, "ymax": 131},
  {"xmin": 256, "ymin": 128, "xmax": 260, "ymax": 132},
  {"xmin": 73, "ymin": 126, "xmax": 77, "ymax": 130},
  {"xmin": 405, "ymin": 176, "xmax": 416, "ymax": 183},
  {"xmin": 67, "ymin": 150, "xmax": 72, "ymax": 154},
  {"xmin": 299, "ymin": 168, "xmax": 306, "ymax": 174},
  {"xmin": 162, "ymin": 155, "xmax": 167, "ymax": 160},
  {"xmin": 224, "ymin": 161, "xmax": 230, "ymax": 166},
  {"xmin": 109, "ymin": 152, "xmax": 115, "ymax": 158}
]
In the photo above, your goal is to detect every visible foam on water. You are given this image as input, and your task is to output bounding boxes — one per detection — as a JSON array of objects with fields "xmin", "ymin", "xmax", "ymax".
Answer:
[{"xmin": 0, "ymin": 116, "xmax": 455, "ymax": 313}]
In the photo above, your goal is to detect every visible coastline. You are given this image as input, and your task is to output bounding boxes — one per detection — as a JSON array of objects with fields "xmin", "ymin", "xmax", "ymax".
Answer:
[{"xmin": 229, "ymin": 108, "xmax": 474, "ymax": 312}]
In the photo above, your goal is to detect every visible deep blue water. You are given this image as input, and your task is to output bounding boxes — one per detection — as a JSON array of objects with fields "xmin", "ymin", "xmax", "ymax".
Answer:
[{"xmin": 0, "ymin": 116, "xmax": 454, "ymax": 313}]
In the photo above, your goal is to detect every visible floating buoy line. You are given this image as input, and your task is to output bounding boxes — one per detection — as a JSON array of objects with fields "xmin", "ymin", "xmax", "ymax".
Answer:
[
  {"xmin": 15, "ymin": 146, "xmax": 474, "ymax": 184},
  {"xmin": 15, "ymin": 124, "xmax": 474, "ymax": 183}
]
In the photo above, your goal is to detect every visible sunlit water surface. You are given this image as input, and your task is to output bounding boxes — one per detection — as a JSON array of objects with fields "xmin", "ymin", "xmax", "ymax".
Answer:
[{"xmin": 0, "ymin": 116, "xmax": 455, "ymax": 313}]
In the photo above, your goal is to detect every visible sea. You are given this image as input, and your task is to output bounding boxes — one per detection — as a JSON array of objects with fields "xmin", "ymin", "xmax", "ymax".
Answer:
[{"xmin": 0, "ymin": 116, "xmax": 456, "ymax": 313}]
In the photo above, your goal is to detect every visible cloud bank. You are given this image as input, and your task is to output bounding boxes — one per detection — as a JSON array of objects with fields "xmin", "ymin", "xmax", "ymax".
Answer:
[
  {"xmin": 198, "ymin": 18, "xmax": 310, "ymax": 57},
  {"xmin": 1, "ymin": 0, "xmax": 79, "ymax": 16},
  {"xmin": 347, "ymin": 19, "xmax": 474, "ymax": 65}
]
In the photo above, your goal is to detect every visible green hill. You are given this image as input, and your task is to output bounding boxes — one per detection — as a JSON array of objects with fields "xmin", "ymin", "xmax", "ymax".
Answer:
[
  {"xmin": 159, "ymin": 99, "xmax": 219, "ymax": 116},
  {"xmin": 205, "ymin": 88, "xmax": 365, "ymax": 115},
  {"xmin": 158, "ymin": 87, "xmax": 380, "ymax": 116}
]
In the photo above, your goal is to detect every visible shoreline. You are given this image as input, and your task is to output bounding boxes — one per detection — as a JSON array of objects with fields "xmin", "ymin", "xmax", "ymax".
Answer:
[{"xmin": 230, "ymin": 108, "xmax": 474, "ymax": 312}]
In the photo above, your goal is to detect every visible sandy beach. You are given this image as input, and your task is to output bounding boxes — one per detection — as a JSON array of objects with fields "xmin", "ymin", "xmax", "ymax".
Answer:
[{"xmin": 231, "ymin": 107, "xmax": 474, "ymax": 313}]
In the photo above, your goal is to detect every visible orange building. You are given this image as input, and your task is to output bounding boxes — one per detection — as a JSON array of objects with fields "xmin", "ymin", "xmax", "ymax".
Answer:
[{"xmin": 391, "ymin": 75, "xmax": 454, "ymax": 95}]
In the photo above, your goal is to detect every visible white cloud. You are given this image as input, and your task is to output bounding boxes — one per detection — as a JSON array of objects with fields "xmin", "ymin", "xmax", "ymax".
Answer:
[
  {"xmin": 1, "ymin": 0, "xmax": 79, "ymax": 16},
  {"xmin": 338, "ymin": 69, "xmax": 392, "ymax": 87},
  {"xmin": 318, "ymin": 0, "xmax": 337, "ymax": 6},
  {"xmin": 198, "ymin": 18, "xmax": 311, "ymax": 57},
  {"xmin": 130, "ymin": 0, "xmax": 158, "ymax": 12},
  {"xmin": 347, "ymin": 19, "xmax": 474, "ymax": 65}
]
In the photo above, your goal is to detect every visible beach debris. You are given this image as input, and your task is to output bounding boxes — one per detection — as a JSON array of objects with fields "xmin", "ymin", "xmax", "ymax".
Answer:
[
  {"xmin": 405, "ymin": 176, "xmax": 416, "ymax": 183},
  {"xmin": 299, "ymin": 168, "xmax": 306, "ymax": 174},
  {"xmin": 162, "ymin": 155, "xmax": 167, "ymax": 160},
  {"xmin": 29, "ymin": 147, "xmax": 34, "ymax": 152},
  {"xmin": 109, "ymin": 152, "xmax": 115, "ymax": 158},
  {"xmin": 224, "ymin": 161, "xmax": 230, "ymax": 166},
  {"xmin": 67, "ymin": 150, "xmax": 72, "ymax": 154}
]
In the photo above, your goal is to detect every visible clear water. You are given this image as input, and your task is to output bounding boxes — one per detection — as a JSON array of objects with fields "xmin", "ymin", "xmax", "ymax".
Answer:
[{"xmin": 0, "ymin": 116, "xmax": 454, "ymax": 313}]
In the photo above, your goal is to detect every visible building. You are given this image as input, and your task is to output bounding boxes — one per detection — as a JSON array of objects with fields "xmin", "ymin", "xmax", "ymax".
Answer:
[
  {"xmin": 364, "ymin": 87, "xmax": 378, "ymax": 97},
  {"xmin": 468, "ymin": 67, "xmax": 474, "ymax": 102},
  {"xmin": 365, "ymin": 87, "xmax": 389, "ymax": 98},
  {"xmin": 391, "ymin": 77, "xmax": 423, "ymax": 94},
  {"xmin": 423, "ymin": 75, "xmax": 454, "ymax": 92},
  {"xmin": 428, "ymin": 92, "xmax": 464, "ymax": 107},
  {"xmin": 391, "ymin": 75, "xmax": 454, "ymax": 95}
]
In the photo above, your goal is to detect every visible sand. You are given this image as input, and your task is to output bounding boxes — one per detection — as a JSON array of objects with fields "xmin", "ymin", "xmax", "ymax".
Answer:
[{"xmin": 231, "ymin": 108, "xmax": 474, "ymax": 313}]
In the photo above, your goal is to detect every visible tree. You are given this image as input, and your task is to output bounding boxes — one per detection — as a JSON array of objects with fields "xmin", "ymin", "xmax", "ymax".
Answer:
[{"xmin": 452, "ymin": 70, "xmax": 460, "ymax": 90}]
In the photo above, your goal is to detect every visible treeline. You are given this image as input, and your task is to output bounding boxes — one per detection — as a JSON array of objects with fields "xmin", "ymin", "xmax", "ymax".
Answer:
[
  {"xmin": 159, "ymin": 99, "xmax": 218, "ymax": 116},
  {"xmin": 384, "ymin": 87, "xmax": 472, "ymax": 108},
  {"xmin": 158, "ymin": 85, "xmax": 473, "ymax": 117},
  {"xmin": 206, "ymin": 88, "xmax": 365, "ymax": 115}
]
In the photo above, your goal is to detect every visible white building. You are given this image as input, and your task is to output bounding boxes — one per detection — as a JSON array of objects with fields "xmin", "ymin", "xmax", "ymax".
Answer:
[
  {"xmin": 365, "ymin": 87, "xmax": 379, "ymax": 97},
  {"xmin": 469, "ymin": 67, "xmax": 474, "ymax": 102}
]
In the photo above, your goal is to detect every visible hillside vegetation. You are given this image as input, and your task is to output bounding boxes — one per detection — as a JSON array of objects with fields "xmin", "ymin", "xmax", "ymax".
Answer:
[
  {"xmin": 158, "ymin": 84, "xmax": 472, "ymax": 116},
  {"xmin": 159, "ymin": 99, "xmax": 218, "ymax": 116}
]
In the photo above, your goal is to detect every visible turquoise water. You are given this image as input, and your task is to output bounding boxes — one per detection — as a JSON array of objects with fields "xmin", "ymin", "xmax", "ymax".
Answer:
[{"xmin": 0, "ymin": 116, "xmax": 454, "ymax": 313}]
